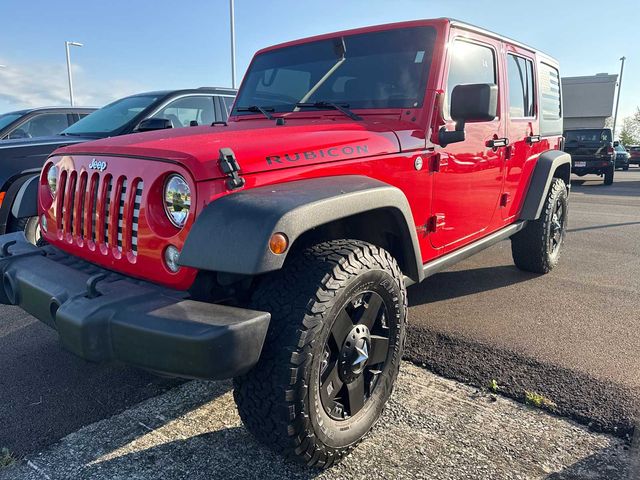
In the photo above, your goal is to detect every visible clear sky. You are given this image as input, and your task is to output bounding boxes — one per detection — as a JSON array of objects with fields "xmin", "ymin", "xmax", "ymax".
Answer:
[{"xmin": 0, "ymin": 0, "xmax": 638, "ymax": 124}]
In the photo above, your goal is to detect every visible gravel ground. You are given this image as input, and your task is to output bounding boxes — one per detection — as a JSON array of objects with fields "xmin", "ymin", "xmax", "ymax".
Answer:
[{"xmin": 1, "ymin": 362, "xmax": 635, "ymax": 480}]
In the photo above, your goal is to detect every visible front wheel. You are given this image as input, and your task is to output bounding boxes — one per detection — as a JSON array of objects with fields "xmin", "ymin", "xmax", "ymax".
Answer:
[
  {"xmin": 511, "ymin": 177, "xmax": 568, "ymax": 273},
  {"xmin": 233, "ymin": 240, "xmax": 407, "ymax": 468}
]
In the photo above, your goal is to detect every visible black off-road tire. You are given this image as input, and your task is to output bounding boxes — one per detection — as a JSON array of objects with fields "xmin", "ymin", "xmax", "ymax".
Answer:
[
  {"xmin": 511, "ymin": 177, "xmax": 568, "ymax": 274},
  {"xmin": 233, "ymin": 240, "xmax": 407, "ymax": 468},
  {"xmin": 9, "ymin": 216, "xmax": 46, "ymax": 246},
  {"xmin": 604, "ymin": 166, "xmax": 614, "ymax": 185}
]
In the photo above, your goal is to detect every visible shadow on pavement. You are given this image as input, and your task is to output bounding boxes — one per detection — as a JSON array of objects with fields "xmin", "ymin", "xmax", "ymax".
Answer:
[
  {"xmin": 546, "ymin": 443, "xmax": 637, "ymax": 479},
  {"xmin": 76, "ymin": 426, "xmax": 319, "ymax": 480},
  {"xmin": 571, "ymin": 179, "xmax": 640, "ymax": 197},
  {"xmin": 0, "ymin": 315, "xmax": 182, "ymax": 456},
  {"xmin": 568, "ymin": 221, "xmax": 640, "ymax": 233},
  {"xmin": 408, "ymin": 265, "xmax": 538, "ymax": 306}
]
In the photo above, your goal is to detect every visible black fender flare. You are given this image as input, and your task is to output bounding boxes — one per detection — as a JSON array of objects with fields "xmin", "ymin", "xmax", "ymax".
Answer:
[
  {"xmin": 179, "ymin": 175, "xmax": 423, "ymax": 282},
  {"xmin": 519, "ymin": 150, "xmax": 571, "ymax": 220},
  {"xmin": 0, "ymin": 171, "xmax": 39, "ymax": 234}
]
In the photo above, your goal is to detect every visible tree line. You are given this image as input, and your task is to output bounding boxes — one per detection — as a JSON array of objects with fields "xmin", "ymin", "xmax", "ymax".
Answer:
[{"xmin": 619, "ymin": 108, "xmax": 640, "ymax": 146}]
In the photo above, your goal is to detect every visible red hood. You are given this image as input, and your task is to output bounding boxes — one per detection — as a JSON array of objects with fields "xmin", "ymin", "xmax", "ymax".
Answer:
[{"xmin": 53, "ymin": 117, "xmax": 418, "ymax": 181}]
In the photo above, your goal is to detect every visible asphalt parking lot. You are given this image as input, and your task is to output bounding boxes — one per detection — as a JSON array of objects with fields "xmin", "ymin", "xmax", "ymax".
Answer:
[
  {"xmin": 406, "ymin": 168, "xmax": 640, "ymax": 436},
  {"xmin": 1, "ymin": 168, "xmax": 639, "ymax": 478}
]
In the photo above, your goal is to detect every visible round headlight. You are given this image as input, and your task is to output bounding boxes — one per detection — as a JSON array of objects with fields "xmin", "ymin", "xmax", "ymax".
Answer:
[
  {"xmin": 47, "ymin": 165, "xmax": 59, "ymax": 197},
  {"xmin": 163, "ymin": 174, "xmax": 191, "ymax": 228}
]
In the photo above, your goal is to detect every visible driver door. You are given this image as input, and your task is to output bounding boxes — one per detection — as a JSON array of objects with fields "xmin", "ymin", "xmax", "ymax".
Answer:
[{"xmin": 430, "ymin": 34, "xmax": 506, "ymax": 250}]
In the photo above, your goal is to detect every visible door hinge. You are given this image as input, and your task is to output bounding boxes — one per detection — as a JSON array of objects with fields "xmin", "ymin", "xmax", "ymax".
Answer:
[
  {"xmin": 427, "ymin": 214, "xmax": 446, "ymax": 232},
  {"xmin": 429, "ymin": 153, "xmax": 448, "ymax": 173},
  {"xmin": 500, "ymin": 193, "xmax": 510, "ymax": 207},
  {"xmin": 218, "ymin": 147, "xmax": 246, "ymax": 190}
]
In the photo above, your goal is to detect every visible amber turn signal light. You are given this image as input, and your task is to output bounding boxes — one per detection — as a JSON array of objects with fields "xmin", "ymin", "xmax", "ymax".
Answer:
[{"xmin": 269, "ymin": 232, "xmax": 289, "ymax": 255}]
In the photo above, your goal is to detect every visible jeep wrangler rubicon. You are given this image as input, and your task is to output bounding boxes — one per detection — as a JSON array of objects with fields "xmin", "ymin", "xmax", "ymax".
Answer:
[{"xmin": 0, "ymin": 18, "xmax": 569, "ymax": 468}]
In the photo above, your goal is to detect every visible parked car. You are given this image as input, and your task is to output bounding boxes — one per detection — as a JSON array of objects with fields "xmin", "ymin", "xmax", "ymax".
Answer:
[
  {"xmin": 0, "ymin": 18, "xmax": 569, "ymax": 468},
  {"xmin": 0, "ymin": 106, "xmax": 95, "ymax": 140},
  {"xmin": 0, "ymin": 87, "xmax": 236, "ymax": 243},
  {"xmin": 563, "ymin": 128, "xmax": 615, "ymax": 184},
  {"xmin": 614, "ymin": 144, "xmax": 630, "ymax": 170},
  {"xmin": 628, "ymin": 145, "xmax": 640, "ymax": 166}
]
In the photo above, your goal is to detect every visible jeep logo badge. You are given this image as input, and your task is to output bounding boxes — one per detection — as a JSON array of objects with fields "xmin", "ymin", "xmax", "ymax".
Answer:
[{"xmin": 88, "ymin": 159, "xmax": 107, "ymax": 172}]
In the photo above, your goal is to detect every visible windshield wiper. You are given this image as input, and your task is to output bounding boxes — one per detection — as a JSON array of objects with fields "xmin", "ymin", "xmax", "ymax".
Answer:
[
  {"xmin": 295, "ymin": 102, "xmax": 362, "ymax": 121},
  {"xmin": 236, "ymin": 105, "xmax": 275, "ymax": 120}
]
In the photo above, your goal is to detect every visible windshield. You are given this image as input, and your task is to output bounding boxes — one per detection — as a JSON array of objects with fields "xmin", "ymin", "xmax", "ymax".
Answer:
[
  {"xmin": 234, "ymin": 26, "xmax": 436, "ymax": 115},
  {"xmin": 0, "ymin": 112, "xmax": 23, "ymax": 131},
  {"xmin": 62, "ymin": 95, "xmax": 159, "ymax": 136},
  {"xmin": 565, "ymin": 129, "xmax": 612, "ymax": 144},
  {"xmin": 615, "ymin": 145, "xmax": 626, "ymax": 152}
]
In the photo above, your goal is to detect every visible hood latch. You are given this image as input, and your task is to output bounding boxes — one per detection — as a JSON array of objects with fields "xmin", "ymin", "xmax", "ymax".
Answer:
[{"xmin": 218, "ymin": 148, "xmax": 246, "ymax": 190}]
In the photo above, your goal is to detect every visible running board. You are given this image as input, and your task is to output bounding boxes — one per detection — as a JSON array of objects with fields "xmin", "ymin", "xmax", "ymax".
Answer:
[{"xmin": 407, "ymin": 221, "xmax": 527, "ymax": 285}]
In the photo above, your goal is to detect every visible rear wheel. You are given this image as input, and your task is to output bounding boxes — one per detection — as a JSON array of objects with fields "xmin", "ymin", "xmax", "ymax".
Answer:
[
  {"xmin": 233, "ymin": 240, "xmax": 407, "ymax": 468},
  {"xmin": 511, "ymin": 177, "xmax": 568, "ymax": 274},
  {"xmin": 604, "ymin": 166, "xmax": 614, "ymax": 185}
]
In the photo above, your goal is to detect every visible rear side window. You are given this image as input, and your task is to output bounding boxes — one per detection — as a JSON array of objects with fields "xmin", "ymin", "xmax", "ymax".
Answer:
[
  {"xmin": 507, "ymin": 54, "xmax": 535, "ymax": 118},
  {"xmin": 538, "ymin": 62, "xmax": 562, "ymax": 135},
  {"xmin": 445, "ymin": 40, "xmax": 496, "ymax": 118}
]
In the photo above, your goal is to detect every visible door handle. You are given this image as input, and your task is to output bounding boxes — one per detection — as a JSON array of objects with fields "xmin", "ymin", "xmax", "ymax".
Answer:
[
  {"xmin": 526, "ymin": 135, "xmax": 541, "ymax": 144},
  {"xmin": 486, "ymin": 137, "xmax": 509, "ymax": 149}
]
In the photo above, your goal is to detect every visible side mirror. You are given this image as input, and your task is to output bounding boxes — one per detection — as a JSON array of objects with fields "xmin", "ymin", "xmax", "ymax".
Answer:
[
  {"xmin": 439, "ymin": 83, "xmax": 498, "ymax": 147},
  {"xmin": 136, "ymin": 118, "xmax": 173, "ymax": 132}
]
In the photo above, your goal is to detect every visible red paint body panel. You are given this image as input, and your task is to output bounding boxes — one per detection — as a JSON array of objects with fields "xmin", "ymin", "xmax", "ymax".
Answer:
[{"xmin": 41, "ymin": 18, "xmax": 563, "ymax": 290}]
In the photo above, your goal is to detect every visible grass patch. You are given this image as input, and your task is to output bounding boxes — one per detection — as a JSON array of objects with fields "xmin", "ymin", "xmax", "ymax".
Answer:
[
  {"xmin": 0, "ymin": 447, "xmax": 16, "ymax": 468},
  {"xmin": 489, "ymin": 379, "xmax": 500, "ymax": 393},
  {"xmin": 525, "ymin": 391, "xmax": 557, "ymax": 410}
]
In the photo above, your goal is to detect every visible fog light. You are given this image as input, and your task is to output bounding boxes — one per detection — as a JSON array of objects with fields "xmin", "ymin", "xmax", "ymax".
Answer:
[
  {"xmin": 40, "ymin": 214, "xmax": 47, "ymax": 233},
  {"xmin": 164, "ymin": 245, "xmax": 181, "ymax": 273},
  {"xmin": 269, "ymin": 232, "xmax": 289, "ymax": 255}
]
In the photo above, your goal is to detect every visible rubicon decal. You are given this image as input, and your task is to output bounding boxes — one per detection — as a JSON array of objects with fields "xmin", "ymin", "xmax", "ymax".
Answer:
[{"xmin": 266, "ymin": 145, "xmax": 369, "ymax": 166}]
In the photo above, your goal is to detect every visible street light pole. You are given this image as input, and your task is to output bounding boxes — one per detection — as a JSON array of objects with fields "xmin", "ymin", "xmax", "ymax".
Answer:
[
  {"xmin": 229, "ymin": 0, "xmax": 236, "ymax": 88},
  {"xmin": 65, "ymin": 41, "xmax": 83, "ymax": 106},
  {"xmin": 612, "ymin": 56, "xmax": 626, "ymax": 141}
]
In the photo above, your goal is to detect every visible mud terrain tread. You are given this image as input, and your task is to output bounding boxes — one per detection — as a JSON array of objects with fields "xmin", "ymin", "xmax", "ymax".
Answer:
[{"xmin": 233, "ymin": 239, "xmax": 406, "ymax": 468}]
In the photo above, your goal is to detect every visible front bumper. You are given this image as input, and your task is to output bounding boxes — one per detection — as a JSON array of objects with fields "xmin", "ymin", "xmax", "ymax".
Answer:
[{"xmin": 0, "ymin": 233, "xmax": 270, "ymax": 380}]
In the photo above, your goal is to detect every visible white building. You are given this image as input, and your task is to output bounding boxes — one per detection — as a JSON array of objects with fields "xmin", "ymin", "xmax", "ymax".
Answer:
[{"xmin": 561, "ymin": 73, "xmax": 618, "ymax": 130}]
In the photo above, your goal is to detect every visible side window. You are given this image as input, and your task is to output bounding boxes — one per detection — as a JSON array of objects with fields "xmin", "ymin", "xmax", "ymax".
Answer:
[
  {"xmin": 538, "ymin": 62, "xmax": 562, "ymax": 135},
  {"xmin": 10, "ymin": 113, "xmax": 69, "ymax": 139},
  {"xmin": 445, "ymin": 40, "xmax": 496, "ymax": 118},
  {"xmin": 151, "ymin": 96, "xmax": 215, "ymax": 127},
  {"xmin": 507, "ymin": 54, "xmax": 535, "ymax": 118}
]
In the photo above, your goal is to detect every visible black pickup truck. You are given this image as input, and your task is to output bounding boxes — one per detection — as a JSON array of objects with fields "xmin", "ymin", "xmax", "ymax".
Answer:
[{"xmin": 564, "ymin": 128, "xmax": 615, "ymax": 185}]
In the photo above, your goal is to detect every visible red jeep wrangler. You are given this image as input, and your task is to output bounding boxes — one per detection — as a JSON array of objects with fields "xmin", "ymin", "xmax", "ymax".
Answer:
[{"xmin": 0, "ymin": 18, "xmax": 570, "ymax": 467}]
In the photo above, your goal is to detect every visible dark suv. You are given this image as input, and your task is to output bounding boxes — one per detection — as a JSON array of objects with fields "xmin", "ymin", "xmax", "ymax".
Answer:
[
  {"xmin": 564, "ymin": 128, "xmax": 615, "ymax": 184},
  {"xmin": 0, "ymin": 107, "xmax": 95, "ymax": 141},
  {"xmin": 614, "ymin": 144, "xmax": 630, "ymax": 170},
  {"xmin": 0, "ymin": 87, "xmax": 236, "ymax": 243}
]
